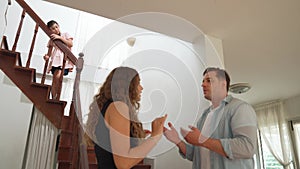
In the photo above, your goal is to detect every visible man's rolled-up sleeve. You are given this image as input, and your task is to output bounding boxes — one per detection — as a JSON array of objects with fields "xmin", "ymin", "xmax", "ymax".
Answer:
[
  {"xmin": 220, "ymin": 103, "xmax": 257, "ymax": 159},
  {"xmin": 179, "ymin": 143, "xmax": 195, "ymax": 161}
]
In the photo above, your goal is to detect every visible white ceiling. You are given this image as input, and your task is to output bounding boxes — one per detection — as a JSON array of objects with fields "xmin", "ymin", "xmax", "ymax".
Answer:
[{"xmin": 45, "ymin": 0, "xmax": 300, "ymax": 105}]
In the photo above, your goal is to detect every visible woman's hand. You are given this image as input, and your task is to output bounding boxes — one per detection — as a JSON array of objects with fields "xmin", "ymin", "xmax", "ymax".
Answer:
[{"xmin": 150, "ymin": 114, "xmax": 167, "ymax": 138}]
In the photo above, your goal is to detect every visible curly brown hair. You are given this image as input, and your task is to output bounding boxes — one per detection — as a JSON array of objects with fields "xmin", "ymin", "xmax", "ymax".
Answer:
[{"xmin": 85, "ymin": 67, "xmax": 145, "ymax": 146}]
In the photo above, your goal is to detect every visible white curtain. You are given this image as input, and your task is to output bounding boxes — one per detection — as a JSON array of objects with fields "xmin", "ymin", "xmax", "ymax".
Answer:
[
  {"xmin": 293, "ymin": 122, "xmax": 300, "ymax": 168},
  {"xmin": 22, "ymin": 107, "xmax": 58, "ymax": 169},
  {"xmin": 254, "ymin": 101, "xmax": 293, "ymax": 169}
]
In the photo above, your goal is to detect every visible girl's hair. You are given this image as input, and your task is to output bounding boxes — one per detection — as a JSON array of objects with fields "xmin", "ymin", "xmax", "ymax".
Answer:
[
  {"xmin": 85, "ymin": 67, "xmax": 145, "ymax": 146},
  {"xmin": 47, "ymin": 20, "xmax": 58, "ymax": 28}
]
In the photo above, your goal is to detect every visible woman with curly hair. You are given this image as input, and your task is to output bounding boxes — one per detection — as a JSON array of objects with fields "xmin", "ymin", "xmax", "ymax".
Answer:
[{"xmin": 85, "ymin": 66, "xmax": 167, "ymax": 169}]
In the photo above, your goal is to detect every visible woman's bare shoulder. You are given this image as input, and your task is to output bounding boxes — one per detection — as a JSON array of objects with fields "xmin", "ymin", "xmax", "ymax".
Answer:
[{"xmin": 107, "ymin": 101, "xmax": 129, "ymax": 119}]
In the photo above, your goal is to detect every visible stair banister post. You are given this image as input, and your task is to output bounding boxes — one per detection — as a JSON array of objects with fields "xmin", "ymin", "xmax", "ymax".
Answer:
[
  {"xmin": 73, "ymin": 52, "xmax": 89, "ymax": 168},
  {"xmin": 26, "ymin": 23, "xmax": 39, "ymax": 68},
  {"xmin": 12, "ymin": 9, "xmax": 26, "ymax": 52},
  {"xmin": 73, "ymin": 52, "xmax": 84, "ymax": 122},
  {"xmin": 1, "ymin": 36, "xmax": 9, "ymax": 50},
  {"xmin": 41, "ymin": 43, "xmax": 53, "ymax": 84}
]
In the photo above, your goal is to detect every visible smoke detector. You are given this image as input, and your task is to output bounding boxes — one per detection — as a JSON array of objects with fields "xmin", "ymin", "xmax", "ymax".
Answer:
[{"xmin": 229, "ymin": 83, "xmax": 251, "ymax": 94}]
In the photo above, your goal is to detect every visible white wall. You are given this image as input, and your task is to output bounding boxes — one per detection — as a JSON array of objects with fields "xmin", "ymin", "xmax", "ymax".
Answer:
[
  {"xmin": 0, "ymin": 72, "xmax": 33, "ymax": 169},
  {"xmin": 0, "ymin": 0, "xmax": 9, "ymax": 38},
  {"xmin": 0, "ymin": 2, "xmax": 32, "ymax": 169}
]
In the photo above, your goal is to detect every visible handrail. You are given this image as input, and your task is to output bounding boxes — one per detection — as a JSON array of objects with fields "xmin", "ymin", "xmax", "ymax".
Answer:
[{"xmin": 15, "ymin": 0, "xmax": 77, "ymax": 65}]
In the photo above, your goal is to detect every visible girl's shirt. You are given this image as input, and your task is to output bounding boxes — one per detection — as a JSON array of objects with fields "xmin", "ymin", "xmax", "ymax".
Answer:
[{"xmin": 47, "ymin": 32, "xmax": 74, "ymax": 71}]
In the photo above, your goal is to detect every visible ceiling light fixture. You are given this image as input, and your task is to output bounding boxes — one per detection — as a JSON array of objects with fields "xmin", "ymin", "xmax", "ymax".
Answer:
[
  {"xmin": 126, "ymin": 37, "xmax": 136, "ymax": 47},
  {"xmin": 229, "ymin": 83, "xmax": 251, "ymax": 94}
]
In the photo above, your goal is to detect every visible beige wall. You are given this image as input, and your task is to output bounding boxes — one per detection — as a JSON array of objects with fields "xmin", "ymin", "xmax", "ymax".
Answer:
[
  {"xmin": 0, "ymin": 72, "xmax": 33, "ymax": 169},
  {"xmin": 284, "ymin": 94, "xmax": 300, "ymax": 120}
]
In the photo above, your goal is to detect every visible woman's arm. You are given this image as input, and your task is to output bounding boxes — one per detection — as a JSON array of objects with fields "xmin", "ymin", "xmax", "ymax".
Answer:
[{"xmin": 106, "ymin": 101, "xmax": 166, "ymax": 169}]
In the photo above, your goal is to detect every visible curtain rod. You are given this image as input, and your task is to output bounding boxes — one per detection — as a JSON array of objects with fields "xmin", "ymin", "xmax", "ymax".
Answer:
[{"xmin": 253, "ymin": 99, "xmax": 281, "ymax": 108}]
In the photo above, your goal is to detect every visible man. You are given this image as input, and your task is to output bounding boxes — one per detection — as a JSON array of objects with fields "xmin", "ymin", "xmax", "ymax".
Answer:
[{"xmin": 164, "ymin": 67, "xmax": 257, "ymax": 169}]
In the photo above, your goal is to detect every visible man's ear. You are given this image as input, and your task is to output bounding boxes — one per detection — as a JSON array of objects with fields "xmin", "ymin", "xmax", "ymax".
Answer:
[{"xmin": 222, "ymin": 79, "xmax": 227, "ymax": 89}]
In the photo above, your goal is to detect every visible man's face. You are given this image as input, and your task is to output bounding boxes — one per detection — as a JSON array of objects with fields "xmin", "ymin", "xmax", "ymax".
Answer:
[{"xmin": 201, "ymin": 71, "xmax": 226, "ymax": 101}]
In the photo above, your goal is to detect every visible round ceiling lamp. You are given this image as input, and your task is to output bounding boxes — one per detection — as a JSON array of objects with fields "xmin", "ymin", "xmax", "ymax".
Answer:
[
  {"xmin": 126, "ymin": 37, "xmax": 136, "ymax": 47},
  {"xmin": 229, "ymin": 83, "xmax": 251, "ymax": 94}
]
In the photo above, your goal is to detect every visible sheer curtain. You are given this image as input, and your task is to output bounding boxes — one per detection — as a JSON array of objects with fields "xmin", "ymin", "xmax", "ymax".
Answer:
[
  {"xmin": 254, "ymin": 101, "xmax": 293, "ymax": 169},
  {"xmin": 292, "ymin": 121, "xmax": 300, "ymax": 168},
  {"xmin": 22, "ymin": 107, "xmax": 58, "ymax": 169}
]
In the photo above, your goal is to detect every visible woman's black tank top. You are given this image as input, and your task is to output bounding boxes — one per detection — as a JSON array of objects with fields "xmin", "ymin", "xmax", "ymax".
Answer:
[
  {"xmin": 94, "ymin": 99, "xmax": 117, "ymax": 169},
  {"xmin": 94, "ymin": 99, "xmax": 139, "ymax": 169}
]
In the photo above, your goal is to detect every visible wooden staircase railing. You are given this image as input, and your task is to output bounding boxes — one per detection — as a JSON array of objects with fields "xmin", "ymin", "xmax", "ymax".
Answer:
[
  {"xmin": 0, "ymin": 0, "xmax": 79, "ymax": 127},
  {"xmin": 14, "ymin": 0, "xmax": 77, "ymax": 65},
  {"xmin": 12, "ymin": 0, "xmax": 78, "ymax": 100}
]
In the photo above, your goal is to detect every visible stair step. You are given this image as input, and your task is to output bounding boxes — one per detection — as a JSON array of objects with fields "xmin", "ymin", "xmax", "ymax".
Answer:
[
  {"xmin": 30, "ymin": 82, "xmax": 51, "ymax": 100},
  {"xmin": 14, "ymin": 66, "xmax": 36, "ymax": 82},
  {"xmin": 59, "ymin": 131, "xmax": 73, "ymax": 147},
  {"xmin": 58, "ymin": 146, "xmax": 74, "ymax": 162},
  {"xmin": 61, "ymin": 116, "xmax": 73, "ymax": 131},
  {"xmin": 0, "ymin": 49, "xmax": 22, "ymax": 66},
  {"xmin": 87, "ymin": 151, "xmax": 97, "ymax": 164},
  {"xmin": 88, "ymin": 164, "xmax": 98, "ymax": 169},
  {"xmin": 57, "ymin": 161, "xmax": 72, "ymax": 169}
]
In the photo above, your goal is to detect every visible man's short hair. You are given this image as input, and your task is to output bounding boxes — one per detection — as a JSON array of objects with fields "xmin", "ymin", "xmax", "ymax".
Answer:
[{"xmin": 203, "ymin": 67, "xmax": 231, "ymax": 91}]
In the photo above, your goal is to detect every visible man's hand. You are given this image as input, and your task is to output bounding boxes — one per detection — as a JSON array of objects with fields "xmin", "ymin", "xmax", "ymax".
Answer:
[
  {"xmin": 163, "ymin": 122, "xmax": 182, "ymax": 145},
  {"xmin": 181, "ymin": 126, "xmax": 202, "ymax": 146}
]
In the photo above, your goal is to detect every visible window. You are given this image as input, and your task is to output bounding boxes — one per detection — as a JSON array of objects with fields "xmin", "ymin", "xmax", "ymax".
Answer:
[
  {"xmin": 257, "ymin": 127, "xmax": 294, "ymax": 169},
  {"xmin": 255, "ymin": 102, "xmax": 295, "ymax": 169},
  {"xmin": 289, "ymin": 120, "xmax": 300, "ymax": 168},
  {"xmin": 259, "ymin": 135, "xmax": 283, "ymax": 169}
]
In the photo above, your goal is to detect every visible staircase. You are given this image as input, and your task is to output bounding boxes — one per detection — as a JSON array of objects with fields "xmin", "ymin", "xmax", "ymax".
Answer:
[
  {"xmin": 0, "ymin": 49, "xmax": 65, "ymax": 128},
  {"xmin": 0, "ymin": 0, "xmax": 83, "ymax": 166},
  {"xmin": 0, "ymin": 35, "xmax": 80, "ymax": 167},
  {"xmin": 57, "ymin": 102, "xmax": 80, "ymax": 169}
]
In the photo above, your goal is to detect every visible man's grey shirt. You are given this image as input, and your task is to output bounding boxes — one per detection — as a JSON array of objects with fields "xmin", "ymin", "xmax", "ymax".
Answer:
[{"xmin": 180, "ymin": 95, "xmax": 257, "ymax": 169}]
